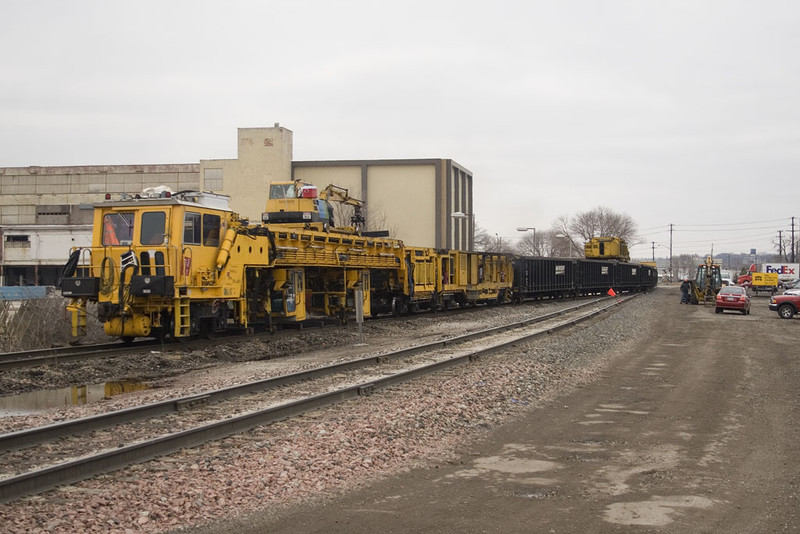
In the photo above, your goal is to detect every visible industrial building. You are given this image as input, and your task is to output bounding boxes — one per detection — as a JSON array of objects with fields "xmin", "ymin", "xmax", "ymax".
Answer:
[{"xmin": 0, "ymin": 125, "xmax": 474, "ymax": 286}]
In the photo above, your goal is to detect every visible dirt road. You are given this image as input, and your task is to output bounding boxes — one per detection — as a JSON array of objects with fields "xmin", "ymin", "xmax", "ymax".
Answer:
[{"xmin": 219, "ymin": 288, "xmax": 800, "ymax": 533}]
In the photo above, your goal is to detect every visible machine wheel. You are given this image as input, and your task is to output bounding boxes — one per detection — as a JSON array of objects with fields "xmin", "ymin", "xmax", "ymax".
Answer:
[
  {"xmin": 203, "ymin": 324, "xmax": 220, "ymax": 339},
  {"xmin": 391, "ymin": 297, "xmax": 405, "ymax": 317},
  {"xmin": 777, "ymin": 304, "xmax": 795, "ymax": 319},
  {"xmin": 120, "ymin": 336, "xmax": 135, "ymax": 344}
]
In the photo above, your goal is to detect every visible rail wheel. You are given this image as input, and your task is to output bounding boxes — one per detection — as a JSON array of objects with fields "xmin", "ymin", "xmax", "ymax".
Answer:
[{"xmin": 391, "ymin": 296, "xmax": 405, "ymax": 317}]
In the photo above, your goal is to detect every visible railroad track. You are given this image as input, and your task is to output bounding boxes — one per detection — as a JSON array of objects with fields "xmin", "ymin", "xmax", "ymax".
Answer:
[
  {"xmin": 0, "ymin": 294, "xmax": 635, "ymax": 503},
  {"xmin": 0, "ymin": 295, "xmax": 606, "ymax": 371},
  {"xmin": 0, "ymin": 340, "xmax": 163, "ymax": 371},
  {"xmin": 0, "ymin": 299, "xmax": 547, "ymax": 371}
]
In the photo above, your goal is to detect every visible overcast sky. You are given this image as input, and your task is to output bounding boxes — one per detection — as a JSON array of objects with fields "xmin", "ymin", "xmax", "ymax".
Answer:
[{"xmin": 2, "ymin": 0, "xmax": 798, "ymax": 261}]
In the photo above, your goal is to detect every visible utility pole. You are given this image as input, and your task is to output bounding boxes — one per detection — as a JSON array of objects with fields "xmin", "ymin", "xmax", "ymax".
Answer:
[
  {"xmin": 778, "ymin": 230, "xmax": 784, "ymax": 261},
  {"xmin": 792, "ymin": 216, "xmax": 796, "ymax": 263},
  {"xmin": 669, "ymin": 224, "xmax": 674, "ymax": 282},
  {"xmin": 651, "ymin": 241, "xmax": 655, "ymax": 262}
]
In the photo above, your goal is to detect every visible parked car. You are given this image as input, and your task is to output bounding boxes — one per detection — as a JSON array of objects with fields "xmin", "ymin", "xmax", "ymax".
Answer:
[
  {"xmin": 769, "ymin": 293, "xmax": 800, "ymax": 319},
  {"xmin": 715, "ymin": 286, "xmax": 751, "ymax": 315},
  {"xmin": 781, "ymin": 279, "xmax": 800, "ymax": 296}
]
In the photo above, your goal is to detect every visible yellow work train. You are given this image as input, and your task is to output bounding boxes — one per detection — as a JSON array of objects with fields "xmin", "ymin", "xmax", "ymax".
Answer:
[{"xmin": 60, "ymin": 187, "xmax": 512, "ymax": 341}]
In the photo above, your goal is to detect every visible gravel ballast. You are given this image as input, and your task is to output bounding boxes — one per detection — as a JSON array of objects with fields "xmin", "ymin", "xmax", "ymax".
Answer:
[{"xmin": 0, "ymin": 292, "xmax": 660, "ymax": 533}]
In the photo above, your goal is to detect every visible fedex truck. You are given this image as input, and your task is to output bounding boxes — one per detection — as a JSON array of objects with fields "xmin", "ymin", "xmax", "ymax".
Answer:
[{"xmin": 763, "ymin": 263, "xmax": 799, "ymax": 283}]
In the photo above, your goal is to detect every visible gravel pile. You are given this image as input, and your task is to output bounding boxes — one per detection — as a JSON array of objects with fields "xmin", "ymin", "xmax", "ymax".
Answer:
[{"xmin": 0, "ymin": 292, "xmax": 660, "ymax": 533}]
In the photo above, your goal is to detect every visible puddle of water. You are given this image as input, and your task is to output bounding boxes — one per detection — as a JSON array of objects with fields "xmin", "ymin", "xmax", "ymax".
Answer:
[{"xmin": 0, "ymin": 381, "xmax": 149, "ymax": 417}]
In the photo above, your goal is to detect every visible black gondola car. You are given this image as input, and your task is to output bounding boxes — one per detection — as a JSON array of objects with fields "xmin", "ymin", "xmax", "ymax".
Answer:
[
  {"xmin": 614, "ymin": 262, "xmax": 658, "ymax": 292},
  {"xmin": 577, "ymin": 259, "xmax": 615, "ymax": 295},
  {"xmin": 512, "ymin": 257, "xmax": 577, "ymax": 301}
]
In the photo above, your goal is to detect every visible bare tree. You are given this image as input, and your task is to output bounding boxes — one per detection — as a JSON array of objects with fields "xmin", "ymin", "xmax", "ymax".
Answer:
[
  {"xmin": 364, "ymin": 201, "xmax": 398, "ymax": 238},
  {"xmin": 516, "ymin": 229, "xmax": 538, "ymax": 256},
  {"xmin": 473, "ymin": 224, "xmax": 514, "ymax": 253},
  {"xmin": 675, "ymin": 254, "xmax": 698, "ymax": 280},
  {"xmin": 516, "ymin": 229, "xmax": 561, "ymax": 257},
  {"xmin": 552, "ymin": 207, "xmax": 639, "ymax": 256},
  {"xmin": 473, "ymin": 225, "xmax": 493, "ymax": 251}
]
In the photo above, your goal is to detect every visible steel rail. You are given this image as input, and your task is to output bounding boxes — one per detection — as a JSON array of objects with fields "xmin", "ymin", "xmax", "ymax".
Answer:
[
  {"xmin": 0, "ymin": 296, "xmax": 612, "ymax": 453},
  {"xmin": 0, "ymin": 340, "xmax": 159, "ymax": 369},
  {"xmin": 0, "ymin": 294, "xmax": 614, "ymax": 371},
  {"xmin": 0, "ymin": 294, "xmax": 635, "ymax": 503}
]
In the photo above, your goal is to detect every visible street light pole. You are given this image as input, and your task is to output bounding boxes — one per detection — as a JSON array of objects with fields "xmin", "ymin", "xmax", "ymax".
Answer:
[{"xmin": 516, "ymin": 226, "xmax": 536, "ymax": 255}]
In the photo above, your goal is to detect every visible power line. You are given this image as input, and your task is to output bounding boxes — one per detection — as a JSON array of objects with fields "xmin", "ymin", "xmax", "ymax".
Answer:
[
  {"xmin": 675, "ymin": 225, "xmax": 785, "ymax": 232},
  {"xmin": 676, "ymin": 218, "xmax": 788, "ymax": 227}
]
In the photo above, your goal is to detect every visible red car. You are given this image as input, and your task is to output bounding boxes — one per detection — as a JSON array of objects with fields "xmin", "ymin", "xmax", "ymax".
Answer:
[{"xmin": 715, "ymin": 286, "xmax": 751, "ymax": 315}]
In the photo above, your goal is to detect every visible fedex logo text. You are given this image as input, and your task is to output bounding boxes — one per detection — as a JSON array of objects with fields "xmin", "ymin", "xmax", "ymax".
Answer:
[{"xmin": 765, "ymin": 266, "xmax": 796, "ymax": 275}]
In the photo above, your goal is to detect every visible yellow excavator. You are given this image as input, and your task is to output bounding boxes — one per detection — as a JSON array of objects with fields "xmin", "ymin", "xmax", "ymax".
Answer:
[
  {"xmin": 690, "ymin": 255, "xmax": 723, "ymax": 304},
  {"xmin": 262, "ymin": 180, "xmax": 368, "ymax": 234}
]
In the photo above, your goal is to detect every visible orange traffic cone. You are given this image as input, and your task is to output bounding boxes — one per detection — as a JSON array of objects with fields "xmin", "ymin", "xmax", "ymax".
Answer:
[{"xmin": 607, "ymin": 288, "xmax": 617, "ymax": 297}]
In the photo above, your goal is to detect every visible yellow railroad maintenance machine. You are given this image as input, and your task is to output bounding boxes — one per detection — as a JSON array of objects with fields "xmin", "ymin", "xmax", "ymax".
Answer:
[
  {"xmin": 60, "ymin": 185, "xmax": 513, "ymax": 341},
  {"xmin": 584, "ymin": 236, "xmax": 630, "ymax": 261}
]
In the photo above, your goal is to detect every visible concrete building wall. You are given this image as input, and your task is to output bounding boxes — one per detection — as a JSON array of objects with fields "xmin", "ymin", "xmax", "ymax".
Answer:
[
  {"xmin": 0, "ymin": 165, "xmax": 199, "ymax": 225},
  {"xmin": 200, "ymin": 125, "xmax": 293, "ymax": 223},
  {"xmin": 0, "ymin": 225, "xmax": 93, "ymax": 285},
  {"xmin": 367, "ymin": 164, "xmax": 436, "ymax": 246},
  {"xmin": 292, "ymin": 166, "xmax": 363, "ymax": 197},
  {"xmin": 447, "ymin": 161, "xmax": 474, "ymax": 251},
  {"xmin": 1, "ymin": 226, "xmax": 93, "ymax": 264},
  {"xmin": 292, "ymin": 159, "xmax": 472, "ymax": 250}
]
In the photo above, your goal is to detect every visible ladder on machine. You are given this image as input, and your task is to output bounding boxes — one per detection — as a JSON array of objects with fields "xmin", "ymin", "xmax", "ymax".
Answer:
[{"xmin": 175, "ymin": 299, "xmax": 191, "ymax": 337}]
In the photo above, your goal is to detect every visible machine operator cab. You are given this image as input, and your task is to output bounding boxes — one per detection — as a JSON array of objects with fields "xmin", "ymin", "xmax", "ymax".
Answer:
[
  {"xmin": 262, "ymin": 180, "xmax": 334, "ymax": 230},
  {"xmin": 60, "ymin": 187, "xmax": 242, "ymax": 340}
]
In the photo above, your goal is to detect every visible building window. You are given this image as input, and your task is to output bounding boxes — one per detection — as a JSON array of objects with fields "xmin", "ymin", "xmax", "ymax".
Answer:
[
  {"xmin": 205, "ymin": 168, "xmax": 223, "ymax": 190},
  {"xmin": 36, "ymin": 205, "xmax": 70, "ymax": 224},
  {"xmin": 5, "ymin": 234, "xmax": 31, "ymax": 248}
]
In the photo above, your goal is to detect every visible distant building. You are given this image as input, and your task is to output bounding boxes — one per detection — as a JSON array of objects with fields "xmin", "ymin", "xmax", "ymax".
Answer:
[
  {"xmin": 0, "ymin": 125, "xmax": 473, "ymax": 286},
  {"xmin": 0, "ymin": 164, "xmax": 198, "ymax": 285}
]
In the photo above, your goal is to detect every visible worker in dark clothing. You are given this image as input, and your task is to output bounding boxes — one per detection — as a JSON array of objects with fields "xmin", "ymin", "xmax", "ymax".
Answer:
[{"xmin": 680, "ymin": 278, "xmax": 691, "ymax": 304}]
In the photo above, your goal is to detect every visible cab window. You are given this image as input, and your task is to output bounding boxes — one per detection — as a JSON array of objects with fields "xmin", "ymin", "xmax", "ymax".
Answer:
[
  {"xmin": 102, "ymin": 212, "xmax": 134, "ymax": 246},
  {"xmin": 269, "ymin": 183, "xmax": 295, "ymax": 199},
  {"xmin": 184, "ymin": 212, "xmax": 201, "ymax": 245},
  {"xmin": 203, "ymin": 214, "xmax": 221, "ymax": 247},
  {"xmin": 140, "ymin": 212, "xmax": 166, "ymax": 245},
  {"xmin": 316, "ymin": 199, "xmax": 331, "ymax": 224}
]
